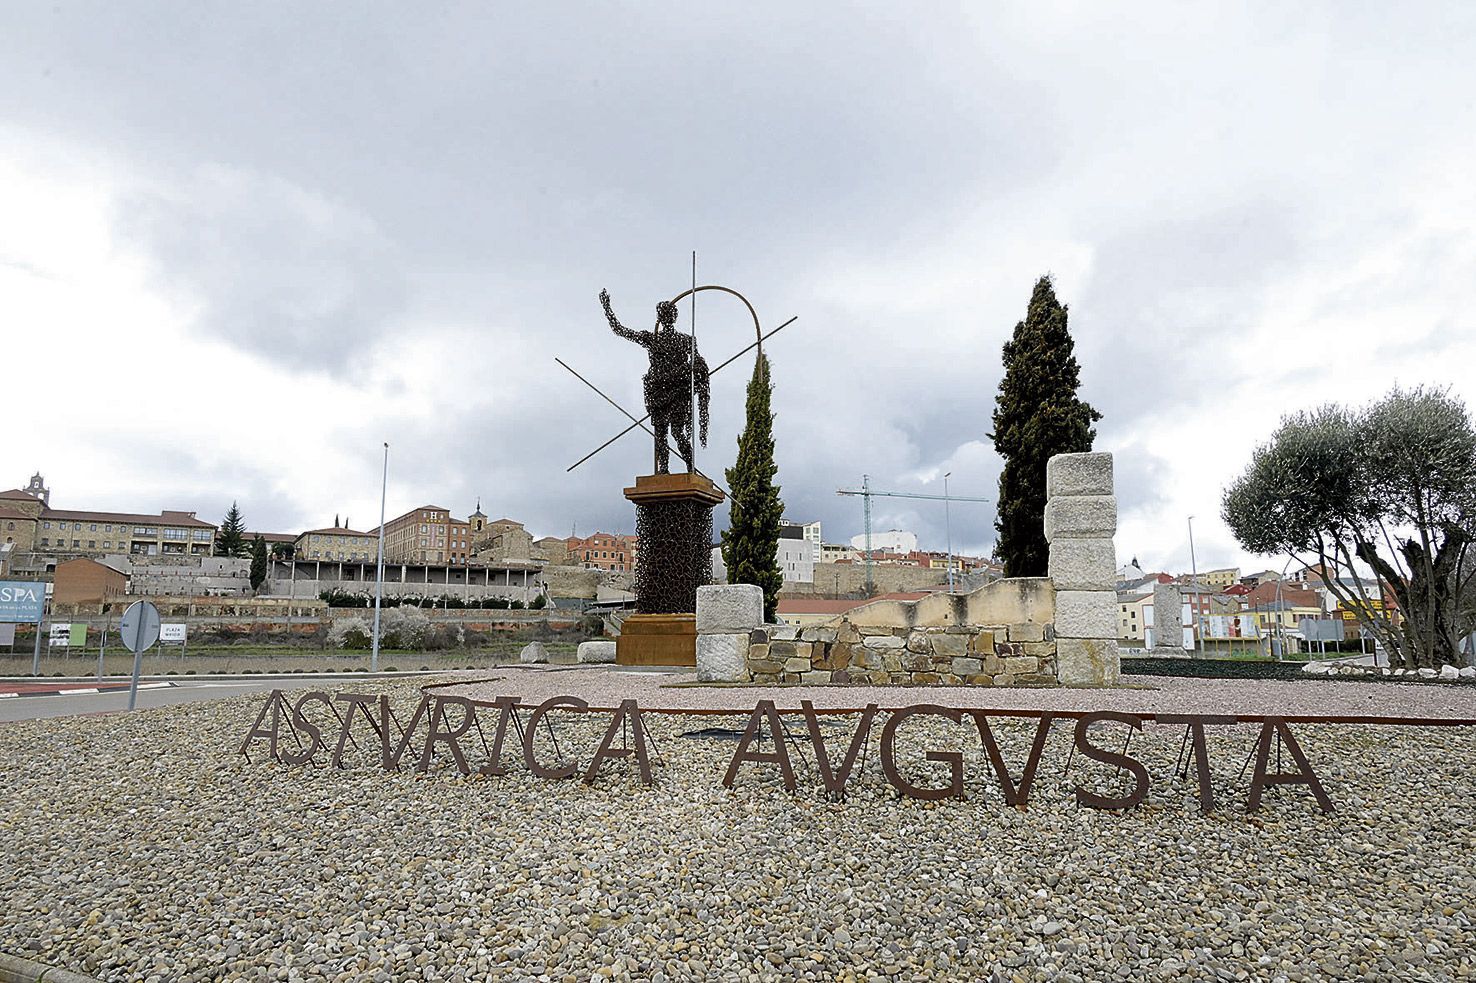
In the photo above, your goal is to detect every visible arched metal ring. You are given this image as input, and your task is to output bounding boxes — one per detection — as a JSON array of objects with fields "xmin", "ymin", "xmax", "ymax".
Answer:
[{"xmin": 667, "ymin": 284, "xmax": 765, "ymax": 356}]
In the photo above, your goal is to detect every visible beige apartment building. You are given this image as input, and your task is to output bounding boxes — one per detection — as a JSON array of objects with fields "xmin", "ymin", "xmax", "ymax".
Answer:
[
  {"xmin": 377, "ymin": 504, "xmax": 478, "ymax": 565},
  {"xmin": 2, "ymin": 473, "xmax": 217, "ymax": 558},
  {"xmin": 294, "ymin": 526, "xmax": 378, "ymax": 562}
]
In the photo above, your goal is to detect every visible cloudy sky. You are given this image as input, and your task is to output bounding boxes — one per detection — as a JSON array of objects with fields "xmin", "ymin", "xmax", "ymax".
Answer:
[{"xmin": 4, "ymin": 3, "xmax": 1475, "ymax": 574}]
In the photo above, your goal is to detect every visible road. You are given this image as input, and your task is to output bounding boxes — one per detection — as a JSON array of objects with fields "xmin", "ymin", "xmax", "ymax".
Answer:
[{"xmin": 0, "ymin": 677, "xmax": 312, "ymax": 723}]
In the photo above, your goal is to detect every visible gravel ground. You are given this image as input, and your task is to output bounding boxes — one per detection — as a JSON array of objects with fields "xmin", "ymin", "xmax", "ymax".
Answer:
[
  {"xmin": 2, "ymin": 677, "xmax": 1474, "ymax": 982},
  {"xmin": 444, "ymin": 666, "xmax": 1476, "ymax": 720}
]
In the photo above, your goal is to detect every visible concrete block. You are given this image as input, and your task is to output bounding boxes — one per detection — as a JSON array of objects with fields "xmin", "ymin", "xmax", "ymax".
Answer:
[
  {"xmin": 1056, "ymin": 637, "xmax": 1121, "ymax": 687},
  {"xmin": 696, "ymin": 584, "xmax": 766, "ymax": 634},
  {"xmin": 1054, "ymin": 590, "xmax": 1118, "ymax": 639},
  {"xmin": 1047, "ymin": 537, "xmax": 1118, "ymax": 591},
  {"xmin": 1043, "ymin": 496, "xmax": 1117, "ymax": 542},
  {"xmin": 696, "ymin": 633, "xmax": 749, "ymax": 682},
  {"xmin": 1046, "ymin": 452, "xmax": 1115, "ymax": 498},
  {"xmin": 576, "ymin": 640, "xmax": 616, "ymax": 664}
]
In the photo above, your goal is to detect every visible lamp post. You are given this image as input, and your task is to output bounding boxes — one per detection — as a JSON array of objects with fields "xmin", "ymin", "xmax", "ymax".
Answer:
[
  {"xmin": 1187, "ymin": 515, "xmax": 1201, "ymax": 655},
  {"xmin": 943, "ymin": 472, "xmax": 954, "ymax": 593},
  {"xmin": 371, "ymin": 442, "xmax": 388, "ymax": 673}
]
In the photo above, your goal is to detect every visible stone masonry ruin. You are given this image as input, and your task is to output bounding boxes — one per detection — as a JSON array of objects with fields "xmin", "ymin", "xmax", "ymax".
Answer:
[{"xmin": 695, "ymin": 452, "xmax": 1121, "ymax": 687}]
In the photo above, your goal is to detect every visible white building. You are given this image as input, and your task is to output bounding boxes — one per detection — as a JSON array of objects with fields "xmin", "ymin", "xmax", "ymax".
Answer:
[
  {"xmin": 817, "ymin": 543, "xmax": 860, "ymax": 564},
  {"xmin": 850, "ymin": 529, "xmax": 917, "ymax": 554},
  {"xmin": 711, "ymin": 534, "xmax": 815, "ymax": 585}
]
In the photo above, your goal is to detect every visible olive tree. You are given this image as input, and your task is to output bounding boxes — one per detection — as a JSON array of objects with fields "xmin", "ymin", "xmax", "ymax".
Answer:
[{"xmin": 1222, "ymin": 387, "xmax": 1476, "ymax": 669}]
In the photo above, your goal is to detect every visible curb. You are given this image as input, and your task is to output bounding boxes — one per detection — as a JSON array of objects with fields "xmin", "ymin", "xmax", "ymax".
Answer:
[
  {"xmin": 0, "ymin": 682, "xmax": 175, "ymax": 700},
  {"xmin": 0, "ymin": 670, "xmax": 453, "ymax": 685},
  {"xmin": 0, "ymin": 951, "xmax": 102, "ymax": 983}
]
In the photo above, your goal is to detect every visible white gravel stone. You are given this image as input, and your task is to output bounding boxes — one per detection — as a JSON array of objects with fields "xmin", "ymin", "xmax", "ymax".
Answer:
[
  {"xmin": 695, "ymin": 584, "xmax": 765, "ymax": 634},
  {"xmin": 5, "ymin": 675, "xmax": 1476, "ymax": 983},
  {"xmin": 696, "ymin": 633, "xmax": 748, "ymax": 682},
  {"xmin": 518, "ymin": 641, "xmax": 549, "ymax": 664},
  {"xmin": 1459, "ymin": 667, "xmax": 1476, "ymax": 680},
  {"xmin": 1439, "ymin": 665, "xmax": 1460, "ymax": 681},
  {"xmin": 576, "ymin": 640, "xmax": 616, "ymax": 664}
]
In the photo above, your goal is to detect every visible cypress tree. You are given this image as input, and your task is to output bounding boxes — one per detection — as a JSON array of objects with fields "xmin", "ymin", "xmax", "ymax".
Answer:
[
  {"xmin": 216, "ymin": 502, "xmax": 248, "ymax": 558},
  {"xmin": 722, "ymin": 354, "xmax": 784, "ymax": 622},
  {"xmin": 989, "ymin": 276, "xmax": 1102, "ymax": 577},
  {"xmin": 249, "ymin": 534, "xmax": 268, "ymax": 591}
]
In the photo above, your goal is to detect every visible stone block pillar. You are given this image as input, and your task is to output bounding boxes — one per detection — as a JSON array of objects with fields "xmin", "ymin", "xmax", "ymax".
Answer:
[
  {"xmin": 695, "ymin": 584, "xmax": 762, "ymax": 682},
  {"xmin": 1044, "ymin": 452, "xmax": 1121, "ymax": 686},
  {"xmin": 1152, "ymin": 583, "xmax": 1183, "ymax": 653}
]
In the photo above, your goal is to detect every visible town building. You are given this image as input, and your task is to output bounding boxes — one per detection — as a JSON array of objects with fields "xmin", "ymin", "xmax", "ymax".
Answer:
[
  {"xmin": 295, "ymin": 525, "xmax": 378, "ymax": 562},
  {"xmin": 567, "ymin": 532, "xmax": 638, "ymax": 572},
  {"xmin": 817, "ymin": 543, "xmax": 860, "ymax": 564},
  {"xmin": 472, "ymin": 507, "xmax": 534, "ymax": 564},
  {"xmin": 1197, "ymin": 567, "xmax": 1240, "ymax": 588},
  {"xmin": 850, "ymin": 529, "xmax": 918, "ymax": 555},
  {"xmin": 376, "ymin": 505, "xmax": 479, "ymax": 565},
  {"xmin": 1, "ymin": 474, "xmax": 216, "ymax": 559},
  {"xmin": 52, "ymin": 557, "xmax": 129, "ymax": 605},
  {"xmin": 1117, "ymin": 591, "xmax": 1152, "ymax": 642}
]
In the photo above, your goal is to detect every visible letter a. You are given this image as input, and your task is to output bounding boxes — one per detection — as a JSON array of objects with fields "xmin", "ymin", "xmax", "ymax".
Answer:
[{"xmin": 722, "ymin": 701, "xmax": 796, "ymax": 791}]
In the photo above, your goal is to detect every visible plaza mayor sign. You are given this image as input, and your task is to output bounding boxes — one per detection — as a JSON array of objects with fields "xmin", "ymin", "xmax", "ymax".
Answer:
[{"xmin": 240, "ymin": 689, "xmax": 1335, "ymax": 815}]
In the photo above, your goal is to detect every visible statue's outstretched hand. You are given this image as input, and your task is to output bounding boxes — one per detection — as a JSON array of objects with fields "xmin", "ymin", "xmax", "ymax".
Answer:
[{"xmin": 599, "ymin": 288, "xmax": 612, "ymax": 310}]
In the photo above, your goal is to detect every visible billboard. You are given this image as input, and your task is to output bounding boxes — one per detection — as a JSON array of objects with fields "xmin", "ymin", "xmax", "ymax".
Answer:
[
  {"xmin": 0, "ymin": 581, "xmax": 45, "ymax": 623},
  {"xmin": 1202, "ymin": 615, "xmax": 1260, "ymax": 640},
  {"xmin": 1299, "ymin": 618, "xmax": 1346, "ymax": 643},
  {"xmin": 0, "ymin": 623, "xmax": 14, "ymax": 646}
]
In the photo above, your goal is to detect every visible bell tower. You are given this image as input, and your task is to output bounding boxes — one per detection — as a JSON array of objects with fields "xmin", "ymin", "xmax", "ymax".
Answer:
[{"xmin": 25, "ymin": 472, "xmax": 49, "ymax": 506}]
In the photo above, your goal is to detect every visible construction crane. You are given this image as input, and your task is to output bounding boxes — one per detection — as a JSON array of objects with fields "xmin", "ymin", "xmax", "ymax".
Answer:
[{"xmin": 837, "ymin": 475, "xmax": 992, "ymax": 594}]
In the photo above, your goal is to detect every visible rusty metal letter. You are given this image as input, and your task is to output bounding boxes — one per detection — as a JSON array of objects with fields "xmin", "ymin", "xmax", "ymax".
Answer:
[
  {"xmin": 722, "ymin": 700, "xmax": 797, "ymax": 791},
  {"xmin": 331, "ymin": 693, "xmax": 381, "ymax": 769},
  {"xmin": 1155, "ymin": 714, "xmax": 1236, "ymax": 814},
  {"xmin": 879, "ymin": 704, "xmax": 965, "ymax": 801},
  {"xmin": 418, "ymin": 695, "xmax": 478, "ymax": 775},
  {"xmin": 280, "ymin": 691, "xmax": 332, "ymax": 767},
  {"xmin": 801, "ymin": 700, "xmax": 876, "ymax": 797},
  {"xmin": 1247, "ymin": 718, "xmax": 1334, "ymax": 814},
  {"xmin": 970, "ymin": 712, "xmax": 1055, "ymax": 810},
  {"xmin": 523, "ymin": 696, "xmax": 588, "ymax": 779},
  {"xmin": 480, "ymin": 696, "xmax": 523, "ymax": 776},
  {"xmin": 583, "ymin": 700, "xmax": 654, "ymax": 786},
  {"xmin": 1073, "ymin": 712, "xmax": 1150, "ymax": 810},
  {"xmin": 380, "ymin": 694, "xmax": 430, "ymax": 772},
  {"xmin": 239, "ymin": 689, "xmax": 288, "ymax": 762}
]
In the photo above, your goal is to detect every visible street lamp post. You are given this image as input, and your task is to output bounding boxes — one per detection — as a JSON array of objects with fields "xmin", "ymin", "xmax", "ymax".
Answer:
[
  {"xmin": 1187, "ymin": 515, "xmax": 1202, "ymax": 655},
  {"xmin": 371, "ymin": 442, "xmax": 388, "ymax": 673},
  {"xmin": 943, "ymin": 472, "xmax": 954, "ymax": 593}
]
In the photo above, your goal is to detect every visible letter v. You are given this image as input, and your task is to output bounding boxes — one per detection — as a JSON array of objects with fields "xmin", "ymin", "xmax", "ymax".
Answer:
[
  {"xmin": 801, "ymin": 700, "xmax": 877, "ymax": 797},
  {"xmin": 972, "ymin": 713, "xmax": 1054, "ymax": 809}
]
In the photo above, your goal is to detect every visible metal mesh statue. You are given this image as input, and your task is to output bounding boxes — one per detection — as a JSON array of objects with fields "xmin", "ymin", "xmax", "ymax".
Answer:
[{"xmin": 601, "ymin": 289, "xmax": 710, "ymax": 474}]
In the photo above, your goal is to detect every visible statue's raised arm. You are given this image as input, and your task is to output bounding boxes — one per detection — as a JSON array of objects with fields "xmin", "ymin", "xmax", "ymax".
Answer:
[{"xmin": 600, "ymin": 289, "xmax": 649, "ymax": 347}]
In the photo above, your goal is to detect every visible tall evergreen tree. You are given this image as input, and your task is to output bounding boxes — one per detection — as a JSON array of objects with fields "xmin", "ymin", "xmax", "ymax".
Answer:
[
  {"xmin": 722, "ymin": 354, "xmax": 784, "ymax": 622},
  {"xmin": 216, "ymin": 502, "xmax": 247, "ymax": 557},
  {"xmin": 249, "ymin": 534, "xmax": 268, "ymax": 591},
  {"xmin": 989, "ymin": 276, "xmax": 1102, "ymax": 577}
]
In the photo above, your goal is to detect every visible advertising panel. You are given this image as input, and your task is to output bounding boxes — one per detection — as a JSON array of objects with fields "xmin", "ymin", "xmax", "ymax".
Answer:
[
  {"xmin": 0, "ymin": 580, "xmax": 45, "ymax": 623},
  {"xmin": 160, "ymin": 623, "xmax": 188, "ymax": 643},
  {"xmin": 50, "ymin": 622, "xmax": 73, "ymax": 647}
]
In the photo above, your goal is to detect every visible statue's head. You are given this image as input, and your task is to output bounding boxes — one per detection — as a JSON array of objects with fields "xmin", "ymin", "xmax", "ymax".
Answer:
[{"xmin": 655, "ymin": 300, "xmax": 679, "ymax": 331}]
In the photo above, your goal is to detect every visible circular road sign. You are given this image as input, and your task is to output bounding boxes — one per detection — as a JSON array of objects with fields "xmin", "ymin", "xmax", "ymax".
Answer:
[{"xmin": 119, "ymin": 600, "xmax": 161, "ymax": 654}]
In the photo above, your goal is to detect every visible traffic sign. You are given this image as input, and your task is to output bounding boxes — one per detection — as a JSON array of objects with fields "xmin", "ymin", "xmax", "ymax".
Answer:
[
  {"xmin": 120, "ymin": 600, "xmax": 161, "ymax": 711},
  {"xmin": 120, "ymin": 601, "xmax": 161, "ymax": 654}
]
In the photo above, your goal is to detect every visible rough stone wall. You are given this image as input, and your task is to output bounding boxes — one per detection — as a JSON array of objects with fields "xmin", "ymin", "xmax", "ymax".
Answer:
[
  {"xmin": 742, "ymin": 622, "xmax": 1055, "ymax": 686},
  {"xmin": 1043, "ymin": 452, "xmax": 1121, "ymax": 686},
  {"xmin": 782, "ymin": 563, "xmax": 950, "ymax": 597}
]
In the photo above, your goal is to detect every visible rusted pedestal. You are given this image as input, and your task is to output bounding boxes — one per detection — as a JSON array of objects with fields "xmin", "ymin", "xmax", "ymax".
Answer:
[
  {"xmin": 616, "ymin": 472, "xmax": 724, "ymax": 667},
  {"xmin": 616, "ymin": 613, "xmax": 698, "ymax": 666}
]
